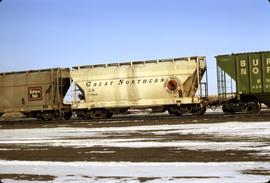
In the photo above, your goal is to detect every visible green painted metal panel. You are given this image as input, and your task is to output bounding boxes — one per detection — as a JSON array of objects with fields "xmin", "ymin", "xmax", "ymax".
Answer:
[
  {"xmin": 262, "ymin": 52, "xmax": 270, "ymax": 92},
  {"xmin": 216, "ymin": 56, "xmax": 236, "ymax": 80},
  {"xmin": 249, "ymin": 54, "xmax": 262, "ymax": 93},
  {"xmin": 216, "ymin": 51, "xmax": 270, "ymax": 106},
  {"xmin": 236, "ymin": 55, "xmax": 250, "ymax": 94}
]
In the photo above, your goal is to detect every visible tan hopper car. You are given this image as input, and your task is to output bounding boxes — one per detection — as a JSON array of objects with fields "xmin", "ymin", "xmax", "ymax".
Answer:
[
  {"xmin": 0, "ymin": 68, "xmax": 72, "ymax": 120},
  {"xmin": 71, "ymin": 56, "xmax": 207, "ymax": 119}
]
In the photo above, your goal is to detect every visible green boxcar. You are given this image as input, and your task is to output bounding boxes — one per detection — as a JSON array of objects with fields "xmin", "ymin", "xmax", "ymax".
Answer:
[{"xmin": 216, "ymin": 51, "xmax": 270, "ymax": 113}]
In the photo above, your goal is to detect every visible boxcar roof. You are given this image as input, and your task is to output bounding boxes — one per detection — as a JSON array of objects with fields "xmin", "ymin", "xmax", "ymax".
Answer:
[
  {"xmin": 0, "ymin": 67, "xmax": 70, "ymax": 76},
  {"xmin": 72, "ymin": 56, "xmax": 205, "ymax": 70},
  {"xmin": 216, "ymin": 51, "xmax": 270, "ymax": 58}
]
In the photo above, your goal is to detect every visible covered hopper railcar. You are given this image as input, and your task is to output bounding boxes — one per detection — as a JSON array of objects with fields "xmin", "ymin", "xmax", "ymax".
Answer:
[
  {"xmin": 0, "ymin": 68, "xmax": 72, "ymax": 120},
  {"xmin": 71, "ymin": 56, "xmax": 208, "ymax": 119},
  {"xmin": 216, "ymin": 51, "xmax": 270, "ymax": 113}
]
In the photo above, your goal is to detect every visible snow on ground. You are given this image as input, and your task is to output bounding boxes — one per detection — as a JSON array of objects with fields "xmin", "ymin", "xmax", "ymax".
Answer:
[
  {"xmin": 0, "ymin": 161, "xmax": 270, "ymax": 183},
  {"xmin": 1, "ymin": 121, "xmax": 270, "ymax": 182},
  {"xmin": 1, "ymin": 121, "xmax": 270, "ymax": 139},
  {"xmin": 0, "ymin": 122, "xmax": 270, "ymax": 152}
]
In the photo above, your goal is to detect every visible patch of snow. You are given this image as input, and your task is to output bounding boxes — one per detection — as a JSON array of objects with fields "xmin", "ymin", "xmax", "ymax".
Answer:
[
  {"xmin": 1, "ymin": 122, "xmax": 270, "ymax": 155},
  {"xmin": 0, "ymin": 161, "xmax": 269, "ymax": 183},
  {"xmin": 1, "ymin": 122, "xmax": 270, "ymax": 139}
]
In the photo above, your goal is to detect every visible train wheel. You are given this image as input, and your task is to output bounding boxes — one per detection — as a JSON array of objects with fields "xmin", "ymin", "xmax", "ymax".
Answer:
[
  {"xmin": 88, "ymin": 109, "xmax": 109, "ymax": 119},
  {"xmin": 75, "ymin": 110, "xmax": 87, "ymax": 119},
  {"xmin": 174, "ymin": 111, "xmax": 183, "ymax": 116},
  {"xmin": 168, "ymin": 107, "xmax": 183, "ymax": 116},
  {"xmin": 64, "ymin": 111, "xmax": 73, "ymax": 120},
  {"xmin": 222, "ymin": 102, "xmax": 235, "ymax": 114},
  {"xmin": 245, "ymin": 101, "xmax": 260, "ymax": 113},
  {"xmin": 192, "ymin": 106, "xmax": 206, "ymax": 116},
  {"xmin": 106, "ymin": 111, "xmax": 113, "ymax": 118},
  {"xmin": 41, "ymin": 112, "xmax": 54, "ymax": 121}
]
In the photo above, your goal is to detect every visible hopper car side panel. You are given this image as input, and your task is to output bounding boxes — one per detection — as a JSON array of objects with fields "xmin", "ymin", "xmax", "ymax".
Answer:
[
  {"xmin": 71, "ymin": 56, "xmax": 207, "ymax": 118},
  {"xmin": 0, "ymin": 68, "xmax": 71, "ymax": 120}
]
